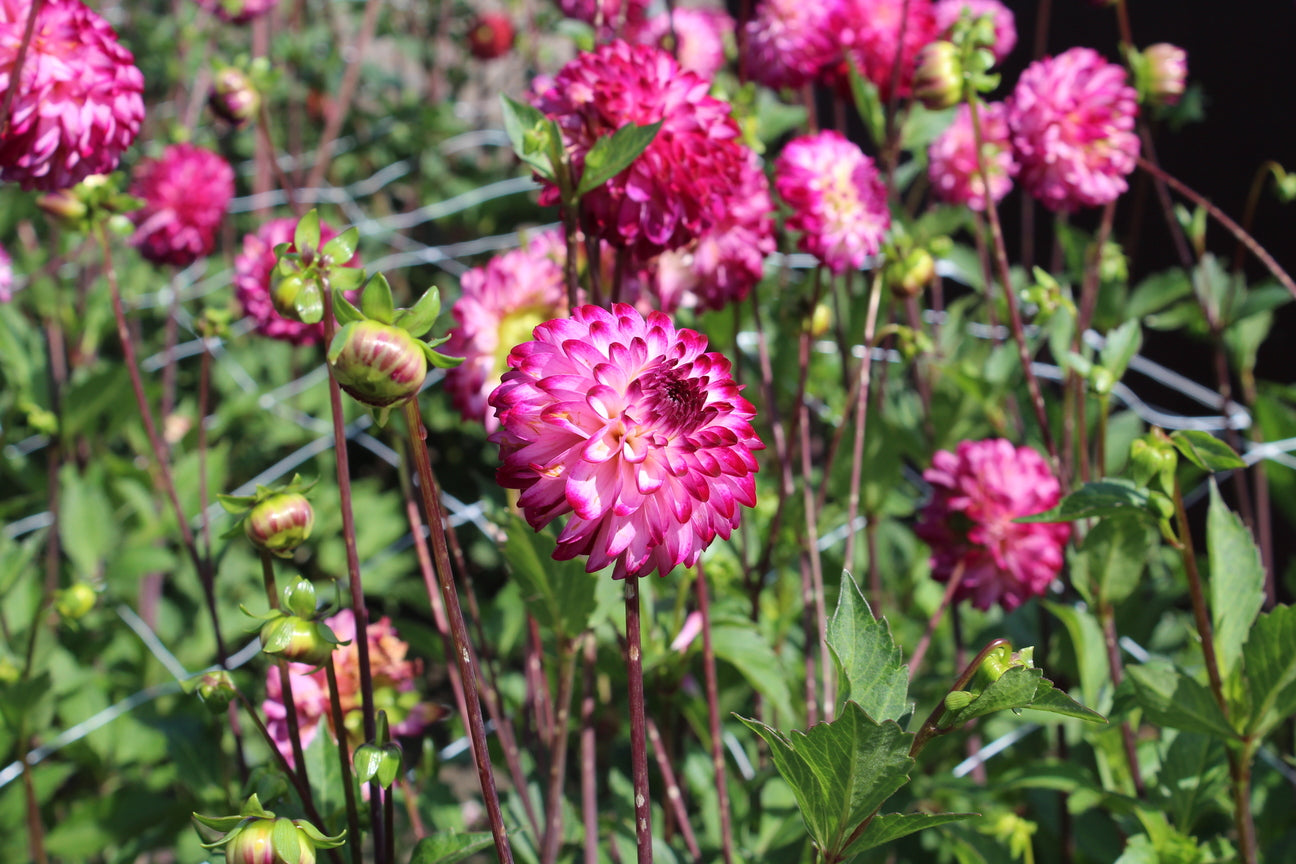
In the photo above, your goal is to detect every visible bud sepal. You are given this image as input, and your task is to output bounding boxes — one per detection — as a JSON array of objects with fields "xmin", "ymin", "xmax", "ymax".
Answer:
[{"xmin": 194, "ymin": 795, "xmax": 345, "ymax": 864}]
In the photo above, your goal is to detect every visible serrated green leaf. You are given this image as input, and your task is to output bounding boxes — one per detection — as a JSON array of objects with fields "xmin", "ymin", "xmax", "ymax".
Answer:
[
  {"xmin": 827, "ymin": 572, "xmax": 909, "ymax": 722},
  {"xmin": 1240, "ymin": 604, "xmax": 1296, "ymax": 738},
  {"xmin": 711, "ymin": 624, "xmax": 795, "ymax": 725},
  {"xmin": 942, "ymin": 666, "xmax": 1105, "ymax": 727},
  {"xmin": 844, "ymin": 811, "xmax": 977, "ymax": 858},
  {"xmin": 360, "ymin": 273, "xmax": 396, "ymax": 324},
  {"xmin": 294, "ymin": 209, "xmax": 321, "ymax": 257},
  {"xmin": 1072, "ymin": 518, "xmax": 1154, "ymax": 608},
  {"xmin": 737, "ymin": 702, "xmax": 914, "ymax": 857},
  {"xmin": 1206, "ymin": 482, "xmax": 1264, "ymax": 686},
  {"xmin": 576, "ymin": 120, "xmax": 662, "ymax": 196},
  {"xmin": 321, "ymin": 226, "xmax": 359, "ymax": 265},
  {"xmin": 500, "ymin": 513, "xmax": 598, "ymax": 640},
  {"xmin": 1127, "ymin": 269, "xmax": 1193, "ymax": 319},
  {"xmin": 1126, "ymin": 660, "xmax": 1234, "ymax": 738},
  {"xmin": 396, "ymin": 286, "xmax": 443, "ymax": 338},
  {"xmin": 1155, "ymin": 732, "xmax": 1229, "ymax": 833},
  {"xmin": 1016, "ymin": 479, "xmax": 1156, "ymax": 524},
  {"xmin": 1099, "ymin": 319, "xmax": 1142, "ymax": 384},
  {"xmin": 1169, "ymin": 430, "xmax": 1245, "ymax": 472},
  {"xmin": 409, "ymin": 832, "xmax": 497, "ymax": 864},
  {"xmin": 499, "ymin": 93, "xmax": 557, "ymax": 178}
]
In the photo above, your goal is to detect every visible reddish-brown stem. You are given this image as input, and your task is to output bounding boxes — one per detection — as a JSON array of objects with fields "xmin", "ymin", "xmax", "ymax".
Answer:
[
  {"xmin": 580, "ymin": 634, "xmax": 600, "ymax": 864},
  {"xmin": 624, "ymin": 576, "xmax": 654, "ymax": 864},
  {"xmin": 528, "ymin": 616, "xmax": 555, "ymax": 744},
  {"xmin": 324, "ymin": 663, "xmax": 364, "ymax": 864},
  {"xmin": 695, "ymin": 565, "xmax": 734, "ymax": 864},
  {"xmin": 645, "ymin": 717, "xmax": 700, "ymax": 860},
  {"xmin": 259, "ymin": 551, "xmax": 311, "ymax": 791},
  {"xmin": 540, "ymin": 642, "xmax": 579, "ymax": 864},
  {"xmin": 842, "ymin": 270, "xmax": 885, "ymax": 575},
  {"xmin": 0, "ymin": 0, "xmax": 43, "ymax": 137}
]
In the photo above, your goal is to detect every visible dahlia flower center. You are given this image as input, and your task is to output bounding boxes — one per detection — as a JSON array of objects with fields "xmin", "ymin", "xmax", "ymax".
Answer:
[
  {"xmin": 636, "ymin": 365, "xmax": 708, "ymax": 437},
  {"xmin": 495, "ymin": 306, "xmax": 551, "ymax": 373},
  {"xmin": 822, "ymin": 162, "xmax": 861, "ymax": 222}
]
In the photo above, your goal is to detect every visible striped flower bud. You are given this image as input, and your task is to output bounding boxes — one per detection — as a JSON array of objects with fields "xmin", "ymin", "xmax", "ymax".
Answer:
[
  {"xmin": 327, "ymin": 320, "xmax": 428, "ymax": 408},
  {"xmin": 245, "ymin": 492, "xmax": 314, "ymax": 558}
]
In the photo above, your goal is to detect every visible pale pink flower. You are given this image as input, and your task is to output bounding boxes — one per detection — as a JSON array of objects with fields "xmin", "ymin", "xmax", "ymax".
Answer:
[
  {"xmin": 653, "ymin": 153, "xmax": 774, "ymax": 313},
  {"xmin": 835, "ymin": 0, "xmax": 939, "ymax": 101},
  {"xmin": 632, "ymin": 7, "xmax": 733, "ymax": 80},
  {"xmin": 774, "ymin": 130, "xmax": 890, "ymax": 274},
  {"xmin": 233, "ymin": 217, "xmax": 360, "ymax": 346},
  {"xmin": 489, "ymin": 303, "xmax": 762, "ymax": 580},
  {"xmin": 129, "ymin": 144, "xmax": 234, "ymax": 267},
  {"xmin": 557, "ymin": 0, "xmax": 648, "ymax": 39},
  {"xmin": 928, "ymin": 101, "xmax": 1017, "ymax": 211},
  {"xmin": 742, "ymin": 0, "xmax": 841, "ymax": 90},
  {"xmin": 1008, "ymin": 47, "xmax": 1140, "ymax": 212},
  {"xmin": 193, "ymin": 0, "xmax": 279, "ymax": 24},
  {"xmin": 263, "ymin": 610, "xmax": 430, "ymax": 765},
  {"xmin": 1143, "ymin": 43, "xmax": 1187, "ymax": 106},
  {"xmin": 934, "ymin": 0, "xmax": 1015, "ymax": 63},
  {"xmin": 0, "ymin": 244, "xmax": 13, "ymax": 302},
  {"xmin": 445, "ymin": 230, "xmax": 568, "ymax": 433},
  {"xmin": 915, "ymin": 439, "xmax": 1071, "ymax": 612},
  {"xmin": 532, "ymin": 41, "xmax": 750, "ymax": 261},
  {"xmin": 0, "ymin": 0, "xmax": 145, "ymax": 191}
]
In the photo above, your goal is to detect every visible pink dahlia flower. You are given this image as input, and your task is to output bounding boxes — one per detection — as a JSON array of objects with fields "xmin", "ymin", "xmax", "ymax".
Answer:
[
  {"xmin": 489, "ymin": 303, "xmax": 762, "ymax": 580},
  {"xmin": 915, "ymin": 439, "xmax": 1070, "ymax": 612},
  {"xmin": 557, "ymin": 0, "xmax": 648, "ymax": 38},
  {"xmin": 933, "ymin": 0, "xmax": 1015, "ymax": 63},
  {"xmin": 774, "ymin": 130, "xmax": 890, "ymax": 274},
  {"xmin": 928, "ymin": 101, "xmax": 1018, "ymax": 211},
  {"xmin": 445, "ymin": 230, "xmax": 567, "ymax": 433},
  {"xmin": 233, "ymin": 217, "xmax": 360, "ymax": 345},
  {"xmin": 0, "ymin": 0, "xmax": 145, "ymax": 191},
  {"xmin": 742, "ymin": 0, "xmax": 841, "ymax": 90},
  {"xmin": 129, "ymin": 144, "xmax": 234, "ymax": 267},
  {"xmin": 835, "ymin": 0, "xmax": 939, "ymax": 101},
  {"xmin": 532, "ymin": 41, "xmax": 750, "ymax": 261},
  {"xmin": 0, "ymin": 243, "xmax": 13, "ymax": 302},
  {"xmin": 632, "ymin": 7, "xmax": 734, "ymax": 80},
  {"xmin": 1008, "ymin": 47, "xmax": 1140, "ymax": 212},
  {"xmin": 193, "ymin": 0, "xmax": 279, "ymax": 24},
  {"xmin": 653, "ymin": 153, "xmax": 774, "ymax": 313},
  {"xmin": 263, "ymin": 610, "xmax": 431, "ymax": 764}
]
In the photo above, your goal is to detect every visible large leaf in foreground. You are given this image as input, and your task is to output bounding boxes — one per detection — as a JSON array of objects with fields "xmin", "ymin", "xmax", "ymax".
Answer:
[
  {"xmin": 828, "ymin": 572, "xmax": 909, "ymax": 723},
  {"xmin": 1240, "ymin": 603, "xmax": 1296, "ymax": 738},
  {"xmin": 1206, "ymin": 482, "xmax": 1264, "ymax": 685}
]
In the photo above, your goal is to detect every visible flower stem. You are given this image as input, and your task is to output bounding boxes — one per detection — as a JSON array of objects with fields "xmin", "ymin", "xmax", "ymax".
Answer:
[
  {"xmin": 324, "ymin": 661, "xmax": 364, "ymax": 864},
  {"xmin": 259, "ymin": 551, "xmax": 311, "ymax": 789},
  {"xmin": 540, "ymin": 640, "xmax": 579, "ymax": 864},
  {"xmin": 644, "ymin": 716, "xmax": 700, "ymax": 859},
  {"xmin": 624, "ymin": 576, "xmax": 654, "ymax": 864},
  {"xmin": 842, "ymin": 269, "xmax": 885, "ymax": 577},
  {"xmin": 580, "ymin": 633, "xmax": 600, "ymax": 864},
  {"xmin": 695, "ymin": 564, "xmax": 734, "ymax": 864}
]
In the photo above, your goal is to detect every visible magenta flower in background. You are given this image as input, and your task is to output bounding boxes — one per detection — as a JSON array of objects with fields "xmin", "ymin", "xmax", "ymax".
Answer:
[
  {"xmin": 915, "ymin": 439, "xmax": 1070, "ymax": 612},
  {"xmin": 557, "ymin": 0, "xmax": 648, "ymax": 39},
  {"xmin": 489, "ymin": 304, "xmax": 762, "ymax": 580},
  {"xmin": 928, "ymin": 101, "xmax": 1018, "ymax": 211},
  {"xmin": 632, "ymin": 7, "xmax": 734, "ymax": 80},
  {"xmin": 0, "ymin": 243, "xmax": 13, "ymax": 302},
  {"xmin": 933, "ymin": 0, "xmax": 1016, "ymax": 63},
  {"xmin": 0, "ymin": 0, "xmax": 145, "ymax": 191},
  {"xmin": 1008, "ymin": 47, "xmax": 1140, "ymax": 212},
  {"xmin": 445, "ymin": 230, "xmax": 568, "ymax": 432},
  {"xmin": 129, "ymin": 144, "xmax": 235, "ymax": 267},
  {"xmin": 233, "ymin": 217, "xmax": 360, "ymax": 346},
  {"xmin": 774, "ymin": 130, "xmax": 890, "ymax": 274},
  {"xmin": 836, "ymin": 0, "xmax": 939, "ymax": 101},
  {"xmin": 742, "ymin": 0, "xmax": 841, "ymax": 90},
  {"xmin": 532, "ymin": 41, "xmax": 750, "ymax": 262},
  {"xmin": 193, "ymin": 0, "xmax": 279, "ymax": 24}
]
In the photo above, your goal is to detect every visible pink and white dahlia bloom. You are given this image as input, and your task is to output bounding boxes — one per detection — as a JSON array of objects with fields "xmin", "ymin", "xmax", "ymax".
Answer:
[
  {"xmin": 653, "ymin": 154, "xmax": 774, "ymax": 313},
  {"xmin": 928, "ymin": 101, "xmax": 1018, "ymax": 211},
  {"xmin": 233, "ymin": 217, "xmax": 360, "ymax": 346},
  {"xmin": 836, "ymin": 0, "xmax": 939, "ymax": 101},
  {"xmin": 933, "ymin": 0, "xmax": 1015, "ymax": 63},
  {"xmin": 532, "ymin": 41, "xmax": 750, "ymax": 261},
  {"xmin": 742, "ymin": 0, "xmax": 841, "ymax": 90},
  {"xmin": 445, "ymin": 230, "xmax": 567, "ymax": 432},
  {"xmin": 489, "ymin": 304, "xmax": 762, "ymax": 580},
  {"xmin": 129, "ymin": 144, "xmax": 235, "ymax": 267},
  {"xmin": 1008, "ymin": 47, "xmax": 1140, "ymax": 212},
  {"xmin": 633, "ymin": 7, "xmax": 733, "ymax": 80},
  {"xmin": 774, "ymin": 130, "xmax": 890, "ymax": 274},
  {"xmin": 0, "ymin": 0, "xmax": 145, "ymax": 191},
  {"xmin": 193, "ymin": 0, "xmax": 279, "ymax": 24},
  {"xmin": 915, "ymin": 439, "xmax": 1070, "ymax": 612}
]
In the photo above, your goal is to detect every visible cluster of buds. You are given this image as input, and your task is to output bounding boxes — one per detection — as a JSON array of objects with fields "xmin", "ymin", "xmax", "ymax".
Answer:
[
  {"xmin": 193, "ymin": 795, "xmax": 345, "ymax": 864},
  {"xmin": 219, "ymin": 475, "xmax": 316, "ymax": 558},
  {"xmin": 209, "ymin": 57, "xmax": 271, "ymax": 128},
  {"xmin": 246, "ymin": 577, "xmax": 349, "ymax": 667},
  {"xmin": 353, "ymin": 711, "xmax": 403, "ymax": 789},
  {"xmin": 270, "ymin": 210, "xmax": 366, "ymax": 329},
  {"xmin": 913, "ymin": 41, "xmax": 963, "ymax": 111},
  {"xmin": 940, "ymin": 642, "xmax": 1035, "ymax": 725},
  {"xmin": 36, "ymin": 174, "xmax": 142, "ymax": 236}
]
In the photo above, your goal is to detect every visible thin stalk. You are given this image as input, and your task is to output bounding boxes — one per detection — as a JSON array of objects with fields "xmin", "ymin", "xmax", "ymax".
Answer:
[
  {"xmin": 21, "ymin": 746, "xmax": 46, "ymax": 864},
  {"xmin": 645, "ymin": 717, "xmax": 700, "ymax": 861},
  {"xmin": 401, "ymin": 399, "xmax": 514, "ymax": 863},
  {"xmin": 1098, "ymin": 602, "xmax": 1144, "ymax": 797},
  {"xmin": 259, "ymin": 551, "xmax": 311, "ymax": 788},
  {"xmin": 540, "ymin": 641, "xmax": 579, "ymax": 864},
  {"xmin": 580, "ymin": 634, "xmax": 600, "ymax": 864},
  {"xmin": 324, "ymin": 662, "xmax": 364, "ymax": 864},
  {"xmin": 528, "ymin": 616, "xmax": 555, "ymax": 744},
  {"xmin": 624, "ymin": 576, "xmax": 654, "ymax": 864},
  {"xmin": 383, "ymin": 782, "xmax": 395, "ymax": 864},
  {"xmin": 841, "ymin": 270, "xmax": 885, "ymax": 576},
  {"xmin": 906, "ymin": 562, "xmax": 965, "ymax": 681},
  {"xmin": 695, "ymin": 565, "xmax": 734, "ymax": 864}
]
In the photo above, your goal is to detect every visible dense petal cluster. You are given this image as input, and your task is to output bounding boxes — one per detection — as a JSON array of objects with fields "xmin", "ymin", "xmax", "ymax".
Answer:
[
  {"xmin": 233, "ymin": 217, "xmax": 360, "ymax": 345},
  {"xmin": 263, "ymin": 610, "xmax": 430, "ymax": 763},
  {"xmin": 653, "ymin": 153, "xmax": 774, "ymax": 313},
  {"xmin": 489, "ymin": 304, "xmax": 762, "ymax": 580},
  {"xmin": 129, "ymin": 144, "xmax": 234, "ymax": 267},
  {"xmin": 837, "ymin": 0, "xmax": 938, "ymax": 101},
  {"xmin": 193, "ymin": 0, "xmax": 279, "ymax": 24},
  {"xmin": 934, "ymin": 0, "xmax": 1015, "ymax": 63},
  {"xmin": 532, "ymin": 41, "xmax": 749, "ymax": 261},
  {"xmin": 774, "ymin": 130, "xmax": 890, "ymax": 274},
  {"xmin": 633, "ymin": 7, "xmax": 733, "ymax": 80},
  {"xmin": 915, "ymin": 439, "xmax": 1070, "ymax": 612},
  {"xmin": 0, "ymin": 0, "xmax": 145, "ymax": 191},
  {"xmin": 928, "ymin": 101, "xmax": 1018, "ymax": 211},
  {"xmin": 445, "ymin": 230, "xmax": 567, "ymax": 432},
  {"xmin": 1008, "ymin": 47, "xmax": 1140, "ymax": 212},
  {"xmin": 742, "ymin": 0, "xmax": 841, "ymax": 90}
]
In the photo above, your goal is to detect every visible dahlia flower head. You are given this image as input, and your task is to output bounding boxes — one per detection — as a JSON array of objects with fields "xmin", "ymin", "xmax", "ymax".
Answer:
[
  {"xmin": 835, "ymin": 0, "xmax": 939, "ymax": 101},
  {"xmin": 915, "ymin": 438, "xmax": 1071, "ymax": 612},
  {"xmin": 742, "ymin": 0, "xmax": 842, "ymax": 90},
  {"xmin": 193, "ymin": 0, "xmax": 279, "ymax": 24},
  {"xmin": 445, "ymin": 229, "xmax": 567, "ymax": 433},
  {"xmin": 557, "ymin": 0, "xmax": 648, "ymax": 39},
  {"xmin": 933, "ymin": 0, "xmax": 1015, "ymax": 63},
  {"xmin": 233, "ymin": 217, "xmax": 360, "ymax": 345},
  {"xmin": 489, "ymin": 303, "xmax": 762, "ymax": 580},
  {"xmin": 1008, "ymin": 47, "xmax": 1140, "ymax": 212},
  {"xmin": 774, "ymin": 130, "xmax": 890, "ymax": 274},
  {"xmin": 653, "ymin": 153, "xmax": 775, "ymax": 313},
  {"xmin": 531, "ymin": 41, "xmax": 750, "ymax": 262},
  {"xmin": 0, "ymin": 0, "xmax": 145, "ymax": 191},
  {"xmin": 263, "ymin": 609, "xmax": 431, "ymax": 765},
  {"xmin": 129, "ymin": 143, "xmax": 234, "ymax": 267},
  {"xmin": 928, "ymin": 101, "xmax": 1018, "ymax": 211},
  {"xmin": 632, "ymin": 7, "xmax": 734, "ymax": 80}
]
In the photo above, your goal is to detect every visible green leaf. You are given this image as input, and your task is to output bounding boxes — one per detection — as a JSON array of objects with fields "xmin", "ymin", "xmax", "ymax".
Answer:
[
  {"xmin": 1045, "ymin": 602, "xmax": 1110, "ymax": 710},
  {"xmin": 576, "ymin": 121, "xmax": 662, "ymax": 196},
  {"xmin": 1125, "ymin": 660, "xmax": 1234, "ymax": 738},
  {"xmin": 272, "ymin": 818, "xmax": 301, "ymax": 864},
  {"xmin": 711, "ymin": 624, "xmax": 795, "ymax": 725},
  {"xmin": 409, "ymin": 833, "xmax": 496, "ymax": 864},
  {"xmin": 1169, "ymin": 430, "xmax": 1245, "ymax": 472},
  {"xmin": 321, "ymin": 226, "xmax": 359, "ymax": 264},
  {"xmin": 940, "ymin": 666, "xmax": 1104, "ymax": 727},
  {"xmin": 844, "ymin": 812, "xmax": 977, "ymax": 858},
  {"xmin": 332, "ymin": 288, "xmax": 364, "ymax": 326},
  {"xmin": 1155, "ymin": 732, "xmax": 1229, "ymax": 833},
  {"xmin": 737, "ymin": 703, "xmax": 914, "ymax": 858},
  {"xmin": 360, "ymin": 273, "xmax": 396, "ymax": 324},
  {"xmin": 827, "ymin": 572, "xmax": 909, "ymax": 723},
  {"xmin": 1016, "ymin": 479, "xmax": 1156, "ymax": 524},
  {"xmin": 499, "ymin": 93, "xmax": 557, "ymax": 178},
  {"xmin": 843, "ymin": 58, "xmax": 885, "ymax": 148},
  {"xmin": 1071, "ymin": 518, "xmax": 1154, "ymax": 608},
  {"xmin": 294, "ymin": 209, "xmax": 321, "ymax": 257},
  {"xmin": 58, "ymin": 464, "xmax": 114, "ymax": 580},
  {"xmin": 329, "ymin": 265, "xmax": 367, "ymax": 293},
  {"xmin": 1240, "ymin": 604, "xmax": 1296, "ymax": 738},
  {"xmin": 395, "ymin": 286, "xmax": 443, "ymax": 338},
  {"xmin": 1099, "ymin": 319, "xmax": 1142, "ymax": 384},
  {"xmin": 1206, "ymin": 482, "xmax": 1264, "ymax": 685},
  {"xmin": 1127, "ymin": 269, "xmax": 1193, "ymax": 319},
  {"xmin": 293, "ymin": 281, "xmax": 324, "ymax": 326},
  {"xmin": 500, "ymin": 513, "xmax": 598, "ymax": 640}
]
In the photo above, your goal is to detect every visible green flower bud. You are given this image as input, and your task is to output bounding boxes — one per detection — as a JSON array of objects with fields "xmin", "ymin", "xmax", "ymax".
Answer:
[
  {"xmin": 246, "ymin": 492, "xmax": 315, "ymax": 558},
  {"xmin": 55, "ymin": 582, "xmax": 97, "ymax": 620},
  {"xmin": 888, "ymin": 248, "xmax": 936, "ymax": 298},
  {"xmin": 271, "ymin": 273, "xmax": 306, "ymax": 320},
  {"xmin": 212, "ymin": 816, "xmax": 344, "ymax": 864},
  {"xmin": 209, "ymin": 66, "xmax": 262, "ymax": 128},
  {"xmin": 1130, "ymin": 432, "xmax": 1178, "ymax": 492},
  {"xmin": 37, "ymin": 189, "xmax": 89, "ymax": 225},
  {"xmin": 913, "ymin": 41, "xmax": 963, "ymax": 110},
  {"xmin": 197, "ymin": 671, "xmax": 237, "ymax": 714},
  {"xmin": 809, "ymin": 303, "xmax": 833, "ymax": 339},
  {"xmin": 260, "ymin": 615, "xmax": 341, "ymax": 667},
  {"xmin": 327, "ymin": 320, "xmax": 428, "ymax": 408}
]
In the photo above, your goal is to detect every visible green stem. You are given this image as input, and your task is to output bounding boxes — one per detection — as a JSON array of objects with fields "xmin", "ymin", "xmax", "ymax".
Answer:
[{"xmin": 259, "ymin": 552, "xmax": 311, "ymax": 791}]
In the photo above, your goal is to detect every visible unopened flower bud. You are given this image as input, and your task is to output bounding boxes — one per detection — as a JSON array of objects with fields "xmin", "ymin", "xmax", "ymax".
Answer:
[
  {"xmin": 1130, "ymin": 431, "xmax": 1178, "ymax": 492},
  {"xmin": 809, "ymin": 303, "xmax": 833, "ymax": 339},
  {"xmin": 913, "ymin": 41, "xmax": 963, "ymax": 110},
  {"xmin": 209, "ymin": 66, "xmax": 261, "ymax": 128},
  {"xmin": 271, "ymin": 273, "xmax": 306, "ymax": 320},
  {"xmin": 1143, "ymin": 43, "xmax": 1187, "ymax": 107},
  {"xmin": 198, "ymin": 671, "xmax": 237, "ymax": 713},
  {"xmin": 467, "ymin": 12, "xmax": 514, "ymax": 60},
  {"xmin": 888, "ymin": 248, "xmax": 936, "ymax": 297},
  {"xmin": 328, "ymin": 320, "xmax": 428, "ymax": 408},
  {"xmin": 224, "ymin": 816, "xmax": 342, "ymax": 864},
  {"xmin": 246, "ymin": 492, "xmax": 314, "ymax": 558},
  {"xmin": 55, "ymin": 583, "xmax": 97, "ymax": 620},
  {"xmin": 260, "ymin": 615, "xmax": 340, "ymax": 666},
  {"xmin": 37, "ymin": 189, "xmax": 88, "ymax": 225}
]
